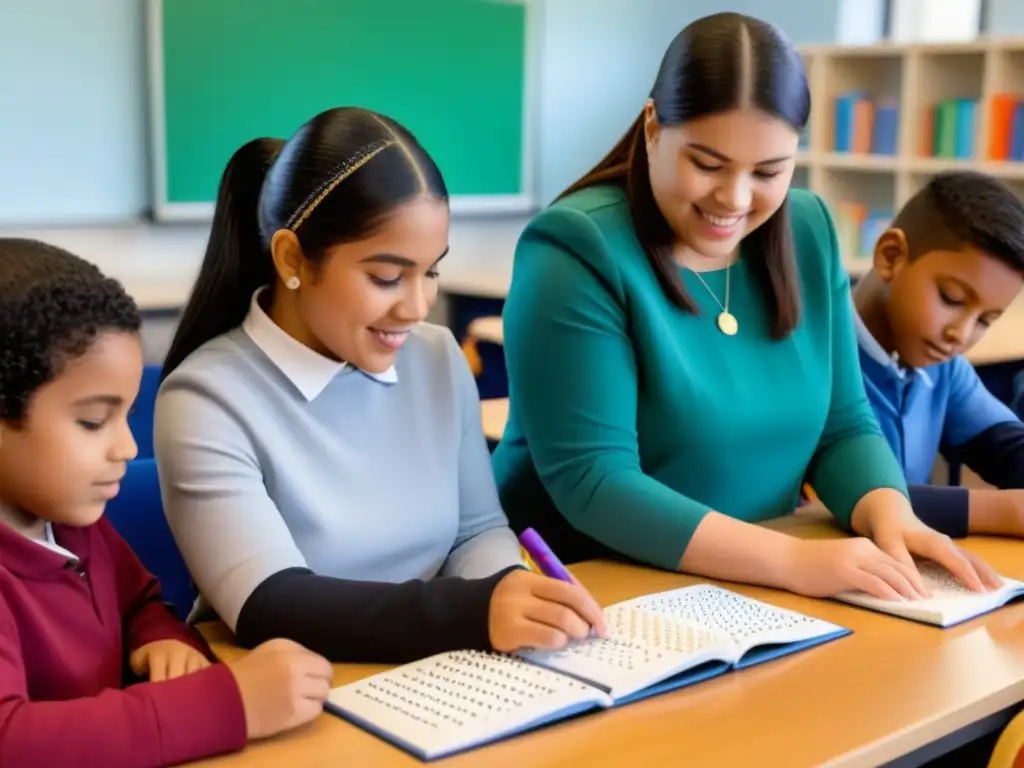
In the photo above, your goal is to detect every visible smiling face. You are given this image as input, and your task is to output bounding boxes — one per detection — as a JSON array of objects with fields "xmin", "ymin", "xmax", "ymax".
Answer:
[
  {"xmin": 0, "ymin": 331, "xmax": 142, "ymax": 529},
  {"xmin": 644, "ymin": 105, "xmax": 800, "ymax": 266},
  {"xmin": 875, "ymin": 231, "xmax": 1024, "ymax": 368},
  {"xmin": 269, "ymin": 196, "xmax": 450, "ymax": 373}
]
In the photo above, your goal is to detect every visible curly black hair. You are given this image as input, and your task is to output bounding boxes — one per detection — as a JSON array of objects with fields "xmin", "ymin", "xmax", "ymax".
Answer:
[
  {"xmin": 0, "ymin": 238, "xmax": 141, "ymax": 423},
  {"xmin": 892, "ymin": 171, "xmax": 1024, "ymax": 271}
]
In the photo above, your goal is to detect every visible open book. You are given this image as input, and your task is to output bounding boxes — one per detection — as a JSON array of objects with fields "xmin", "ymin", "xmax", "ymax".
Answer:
[
  {"xmin": 324, "ymin": 584, "xmax": 849, "ymax": 760},
  {"xmin": 834, "ymin": 561, "xmax": 1024, "ymax": 627}
]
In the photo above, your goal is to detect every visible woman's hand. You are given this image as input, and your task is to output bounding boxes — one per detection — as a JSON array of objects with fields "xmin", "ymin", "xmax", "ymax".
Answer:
[
  {"xmin": 852, "ymin": 488, "xmax": 1003, "ymax": 596},
  {"xmin": 488, "ymin": 569, "xmax": 608, "ymax": 652},
  {"xmin": 783, "ymin": 536, "xmax": 930, "ymax": 600}
]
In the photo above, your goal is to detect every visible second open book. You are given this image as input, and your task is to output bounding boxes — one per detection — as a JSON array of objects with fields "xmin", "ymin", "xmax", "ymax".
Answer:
[
  {"xmin": 834, "ymin": 561, "xmax": 1024, "ymax": 627},
  {"xmin": 325, "ymin": 584, "xmax": 849, "ymax": 760}
]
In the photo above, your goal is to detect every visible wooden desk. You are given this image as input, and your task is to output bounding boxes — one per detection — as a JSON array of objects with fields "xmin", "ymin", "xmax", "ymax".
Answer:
[
  {"xmin": 466, "ymin": 315, "xmax": 505, "ymax": 345},
  {"xmin": 480, "ymin": 398, "xmax": 509, "ymax": 442},
  {"xmin": 968, "ymin": 294, "xmax": 1024, "ymax": 366},
  {"xmin": 192, "ymin": 512, "xmax": 1024, "ymax": 768}
]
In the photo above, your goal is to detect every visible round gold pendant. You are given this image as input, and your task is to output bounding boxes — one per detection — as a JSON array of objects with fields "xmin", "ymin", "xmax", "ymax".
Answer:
[{"xmin": 717, "ymin": 311, "xmax": 738, "ymax": 336}]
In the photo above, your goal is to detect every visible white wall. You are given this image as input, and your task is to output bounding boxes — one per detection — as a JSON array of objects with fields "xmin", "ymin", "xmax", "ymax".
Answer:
[
  {"xmin": 0, "ymin": 0, "xmax": 840, "ymax": 225},
  {"xmin": 0, "ymin": 0, "xmax": 148, "ymax": 225}
]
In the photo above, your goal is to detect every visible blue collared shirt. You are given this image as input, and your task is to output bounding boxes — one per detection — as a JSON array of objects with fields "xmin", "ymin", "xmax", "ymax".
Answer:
[{"xmin": 855, "ymin": 310, "xmax": 1019, "ymax": 484}]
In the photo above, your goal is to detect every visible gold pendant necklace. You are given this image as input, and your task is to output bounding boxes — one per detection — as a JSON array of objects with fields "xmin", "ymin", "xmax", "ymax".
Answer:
[{"xmin": 690, "ymin": 264, "xmax": 737, "ymax": 336}]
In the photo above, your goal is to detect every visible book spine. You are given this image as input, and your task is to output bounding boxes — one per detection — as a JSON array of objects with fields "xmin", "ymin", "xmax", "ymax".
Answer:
[
  {"xmin": 935, "ymin": 99, "xmax": 957, "ymax": 158},
  {"xmin": 860, "ymin": 209, "xmax": 893, "ymax": 260},
  {"xmin": 834, "ymin": 94, "xmax": 855, "ymax": 152},
  {"xmin": 1011, "ymin": 102, "xmax": 1024, "ymax": 162},
  {"xmin": 988, "ymin": 93, "xmax": 1015, "ymax": 161},
  {"xmin": 852, "ymin": 98, "xmax": 875, "ymax": 154},
  {"xmin": 872, "ymin": 105, "xmax": 898, "ymax": 155},
  {"xmin": 953, "ymin": 99, "xmax": 976, "ymax": 159}
]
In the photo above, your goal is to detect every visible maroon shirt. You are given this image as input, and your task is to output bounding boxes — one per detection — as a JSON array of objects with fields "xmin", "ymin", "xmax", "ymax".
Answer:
[{"xmin": 0, "ymin": 517, "xmax": 247, "ymax": 767}]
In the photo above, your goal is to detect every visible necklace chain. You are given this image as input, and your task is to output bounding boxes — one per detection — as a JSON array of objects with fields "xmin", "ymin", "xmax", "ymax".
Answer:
[
  {"xmin": 690, "ymin": 265, "xmax": 730, "ymax": 313},
  {"xmin": 689, "ymin": 264, "xmax": 738, "ymax": 336}
]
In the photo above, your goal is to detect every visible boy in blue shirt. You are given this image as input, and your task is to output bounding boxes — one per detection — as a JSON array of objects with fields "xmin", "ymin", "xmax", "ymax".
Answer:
[{"xmin": 853, "ymin": 170, "xmax": 1024, "ymax": 539}]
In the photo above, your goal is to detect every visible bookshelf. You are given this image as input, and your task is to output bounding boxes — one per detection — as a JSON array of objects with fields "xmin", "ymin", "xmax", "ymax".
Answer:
[{"xmin": 795, "ymin": 37, "xmax": 1024, "ymax": 277}]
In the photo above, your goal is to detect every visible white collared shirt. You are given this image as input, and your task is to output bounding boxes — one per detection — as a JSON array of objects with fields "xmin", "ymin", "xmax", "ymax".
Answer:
[
  {"xmin": 241, "ymin": 287, "xmax": 397, "ymax": 401},
  {"xmin": 37, "ymin": 522, "xmax": 79, "ymax": 563}
]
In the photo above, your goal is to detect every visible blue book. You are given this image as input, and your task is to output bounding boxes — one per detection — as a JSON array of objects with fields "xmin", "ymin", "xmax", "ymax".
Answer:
[
  {"xmin": 953, "ymin": 99, "xmax": 977, "ymax": 159},
  {"xmin": 860, "ymin": 209, "xmax": 893, "ymax": 259},
  {"xmin": 1011, "ymin": 102, "xmax": 1024, "ymax": 161},
  {"xmin": 871, "ymin": 105, "xmax": 899, "ymax": 155},
  {"xmin": 834, "ymin": 93, "xmax": 858, "ymax": 152},
  {"xmin": 325, "ymin": 584, "xmax": 850, "ymax": 760}
]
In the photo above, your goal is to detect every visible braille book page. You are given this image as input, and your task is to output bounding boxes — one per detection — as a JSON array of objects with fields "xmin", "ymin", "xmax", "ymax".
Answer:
[
  {"xmin": 835, "ymin": 561, "xmax": 1024, "ymax": 628},
  {"xmin": 622, "ymin": 584, "xmax": 846, "ymax": 655},
  {"xmin": 325, "ymin": 650, "xmax": 611, "ymax": 760},
  {"xmin": 518, "ymin": 603, "xmax": 731, "ymax": 701}
]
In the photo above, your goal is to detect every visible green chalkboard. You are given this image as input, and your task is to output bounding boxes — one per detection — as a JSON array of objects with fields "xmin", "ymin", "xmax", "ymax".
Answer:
[{"xmin": 149, "ymin": 0, "xmax": 529, "ymax": 219}]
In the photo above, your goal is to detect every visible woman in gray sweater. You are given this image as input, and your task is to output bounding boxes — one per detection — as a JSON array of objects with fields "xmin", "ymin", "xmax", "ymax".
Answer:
[{"xmin": 154, "ymin": 107, "xmax": 605, "ymax": 663}]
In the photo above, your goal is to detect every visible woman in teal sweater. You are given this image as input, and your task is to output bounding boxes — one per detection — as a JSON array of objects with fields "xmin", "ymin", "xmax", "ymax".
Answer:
[{"xmin": 492, "ymin": 12, "xmax": 999, "ymax": 600}]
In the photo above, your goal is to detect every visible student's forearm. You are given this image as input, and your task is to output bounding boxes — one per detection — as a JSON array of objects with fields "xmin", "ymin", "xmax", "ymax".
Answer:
[
  {"xmin": 678, "ymin": 512, "xmax": 799, "ymax": 590},
  {"xmin": 0, "ymin": 665, "xmax": 246, "ymax": 768},
  {"xmin": 234, "ymin": 566, "xmax": 519, "ymax": 664}
]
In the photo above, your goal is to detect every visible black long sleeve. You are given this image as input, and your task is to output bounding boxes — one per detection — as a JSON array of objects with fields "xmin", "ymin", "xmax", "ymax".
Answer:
[
  {"xmin": 235, "ymin": 566, "xmax": 520, "ymax": 664},
  {"xmin": 908, "ymin": 484, "xmax": 970, "ymax": 538},
  {"xmin": 943, "ymin": 422, "xmax": 1024, "ymax": 490}
]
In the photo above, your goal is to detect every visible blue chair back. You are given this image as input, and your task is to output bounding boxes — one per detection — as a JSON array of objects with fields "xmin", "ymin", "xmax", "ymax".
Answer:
[
  {"xmin": 104, "ymin": 458, "xmax": 195, "ymax": 620},
  {"xmin": 129, "ymin": 364, "xmax": 162, "ymax": 460}
]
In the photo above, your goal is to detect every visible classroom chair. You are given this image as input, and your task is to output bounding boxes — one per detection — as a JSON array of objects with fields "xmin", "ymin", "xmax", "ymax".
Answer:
[
  {"xmin": 128, "ymin": 364, "xmax": 162, "ymax": 459},
  {"xmin": 104, "ymin": 457, "xmax": 196, "ymax": 621},
  {"xmin": 987, "ymin": 708, "xmax": 1024, "ymax": 768}
]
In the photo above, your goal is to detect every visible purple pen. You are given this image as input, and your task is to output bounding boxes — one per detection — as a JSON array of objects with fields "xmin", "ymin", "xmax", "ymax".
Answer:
[{"xmin": 518, "ymin": 528, "xmax": 574, "ymax": 583}]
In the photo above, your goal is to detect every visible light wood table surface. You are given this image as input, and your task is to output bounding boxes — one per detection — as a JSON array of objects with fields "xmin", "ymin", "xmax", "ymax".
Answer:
[
  {"xmin": 480, "ymin": 397, "xmax": 509, "ymax": 442},
  {"xmin": 191, "ymin": 510, "xmax": 1024, "ymax": 768}
]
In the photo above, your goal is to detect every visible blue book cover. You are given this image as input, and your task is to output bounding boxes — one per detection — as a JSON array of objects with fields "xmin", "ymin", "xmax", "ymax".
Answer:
[
  {"xmin": 324, "ymin": 584, "xmax": 851, "ymax": 760},
  {"xmin": 871, "ymin": 105, "xmax": 899, "ymax": 155},
  {"xmin": 834, "ymin": 94, "xmax": 857, "ymax": 152},
  {"xmin": 953, "ymin": 99, "xmax": 977, "ymax": 159},
  {"xmin": 1011, "ymin": 102, "xmax": 1024, "ymax": 161},
  {"xmin": 860, "ymin": 209, "xmax": 893, "ymax": 259}
]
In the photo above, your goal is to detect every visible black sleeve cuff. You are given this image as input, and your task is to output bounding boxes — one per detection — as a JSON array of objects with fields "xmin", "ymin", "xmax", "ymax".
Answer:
[
  {"xmin": 944, "ymin": 422, "xmax": 1024, "ymax": 490},
  {"xmin": 907, "ymin": 484, "xmax": 970, "ymax": 538},
  {"xmin": 234, "ymin": 566, "xmax": 519, "ymax": 664}
]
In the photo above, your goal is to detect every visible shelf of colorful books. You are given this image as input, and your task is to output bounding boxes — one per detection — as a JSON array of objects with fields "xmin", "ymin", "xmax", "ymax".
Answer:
[
  {"xmin": 912, "ymin": 50, "xmax": 986, "ymax": 161},
  {"xmin": 984, "ymin": 48, "xmax": 1024, "ymax": 162},
  {"xmin": 818, "ymin": 52, "xmax": 902, "ymax": 158}
]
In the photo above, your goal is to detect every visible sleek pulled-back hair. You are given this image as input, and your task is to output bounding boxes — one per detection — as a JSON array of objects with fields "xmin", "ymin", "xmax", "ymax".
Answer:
[
  {"xmin": 561, "ymin": 12, "xmax": 810, "ymax": 338},
  {"xmin": 161, "ymin": 107, "xmax": 448, "ymax": 380}
]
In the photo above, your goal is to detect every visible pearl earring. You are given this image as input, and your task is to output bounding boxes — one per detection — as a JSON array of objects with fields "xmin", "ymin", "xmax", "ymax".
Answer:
[{"xmin": 285, "ymin": 276, "xmax": 300, "ymax": 290}]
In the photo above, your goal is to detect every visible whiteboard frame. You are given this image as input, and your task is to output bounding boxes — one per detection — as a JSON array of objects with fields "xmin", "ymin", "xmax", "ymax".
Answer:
[{"xmin": 145, "ymin": 0, "xmax": 537, "ymax": 222}]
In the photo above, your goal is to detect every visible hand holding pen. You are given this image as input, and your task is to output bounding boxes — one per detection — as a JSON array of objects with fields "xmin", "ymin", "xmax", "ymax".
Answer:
[{"xmin": 486, "ymin": 528, "xmax": 608, "ymax": 653}]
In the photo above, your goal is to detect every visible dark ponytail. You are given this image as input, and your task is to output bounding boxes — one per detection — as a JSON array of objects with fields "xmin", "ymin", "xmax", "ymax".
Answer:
[
  {"xmin": 160, "ymin": 107, "xmax": 448, "ymax": 381},
  {"xmin": 559, "ymin": 12, "xmax": 809, "ymax": 339},
  {"xmin": 161, "ymin": 138, "xmax": 282, "ymax": 379}
]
